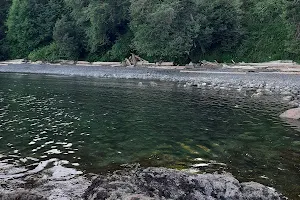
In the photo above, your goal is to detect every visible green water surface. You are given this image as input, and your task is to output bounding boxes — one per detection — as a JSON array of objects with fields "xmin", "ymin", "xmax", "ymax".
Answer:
[{"xmin": 0, "ymin": 73, "xmax": 299, "ymax": 199}]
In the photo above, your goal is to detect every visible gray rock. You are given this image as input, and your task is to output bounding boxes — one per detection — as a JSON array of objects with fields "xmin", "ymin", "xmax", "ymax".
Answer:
[
  {"xmin": 291, "ymin": 89, "xmax": 299, "ymax": 95},
  {"xmin": 83, "ymin": 167, "xmax": 286, "ymax": 200},
  {"xmin": 282, "ymin": 96, "xmax": 293, "ymax": 102},
  {"xmin": 281, "ymin": 91, "xmax": 292, "ymax": 96},
  {"xmin": 0, "ymin": 191, "xmax": 47, "ymax": 200},
  {"xmin": 138, "ymin": 82, "xmax": 143, "ymax": 86},
  {"xmin": 149, "ymin": 82, "xmax": 158, "ymax": 87},
  {"xmin": 246, "ymin": 87, "xmax": 256, "ymax": 92},
  {"xmin": 252, "ymin": 92, "xmax": 262, "ymax": 98},
  {"xmin": 249, "ymin": 83, "xmax": 256, "ymax": 88},
  {"xmin": 241, "ymin": 182, "xmax": 282, "ymax": 200},
  {"xmin": 288, "ymin": 100, "xmax": 299, "ymax": 108},
  {"xmin": 185, "ymin": 64, "xmax": 194, "ymax": 69},
  {"xmin": 185, "ymin": 82, "xmax": 193, "ymax": 87},
  {"xmin": 256, "ymin": 89, "xmax": 263, "ymax": 93},
  {"xmin": 280, "ymin": 108, "xmax": 300, "ymax": 119},
  {"xmin": 31, "ymin": 61, "xmax": 43, "ymax": 65}
]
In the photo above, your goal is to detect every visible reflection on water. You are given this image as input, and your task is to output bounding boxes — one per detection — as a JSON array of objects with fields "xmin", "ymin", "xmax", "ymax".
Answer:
[{"xmin": 0, "ymin": 73, "xmax": 300, "ymax": 199}]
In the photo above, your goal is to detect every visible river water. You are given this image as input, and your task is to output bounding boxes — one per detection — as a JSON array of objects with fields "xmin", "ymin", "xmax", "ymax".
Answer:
[{"xmin": 0, "ymin": 73, "xmax": 299, "ymax": 199}]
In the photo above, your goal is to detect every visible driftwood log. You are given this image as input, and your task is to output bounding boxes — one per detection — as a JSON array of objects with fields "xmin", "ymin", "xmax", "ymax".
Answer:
[{"xmin": 125, "ymin": 53, "xmax": 148, "ymax": 66}]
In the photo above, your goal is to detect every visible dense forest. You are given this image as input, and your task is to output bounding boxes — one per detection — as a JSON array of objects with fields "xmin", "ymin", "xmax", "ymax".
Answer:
[{"xmin": 0, "ymin": 0, "xmax": 299, "ymax": 64}]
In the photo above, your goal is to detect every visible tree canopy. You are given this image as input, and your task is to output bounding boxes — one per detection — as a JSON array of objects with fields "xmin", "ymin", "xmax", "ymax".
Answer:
[{"xmin": 0, "ymin": 0, "xmax": 299, "ymax": 63}]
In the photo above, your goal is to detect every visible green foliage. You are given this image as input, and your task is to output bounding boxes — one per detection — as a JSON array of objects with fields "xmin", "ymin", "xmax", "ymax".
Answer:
[
  {"xmin": 28, "ymin": 43, "xmax": 60, "ymax": 62},
  {"xmin": 190, "ymin": 0, "xmax": 243, "ymax": 62},
  {"xmin": 85, "ymin": 0, "xmax": 130, "ymax": 54},
  {"xmin": 53, "ymin": 15, "xmax": 80, "ymax": 60},
  {"xmin": 0, "ymin": 41, "xmax": 9, "ymax": 61},
  {"xmin": 130, "ymin": 0, "xmax": 242, "ymax": 62},
  {"xmin": 0, "ymin": 0, "xmax": 11, "ymax": 40},
  {"xmin": 236, "ymin": 0, "xmax": 289, "ymax": 62},
  {"xmin": 64, "ymin": 0, "xmax": 130, "ymax": 56},
  {"xmin": 6, "ymin": 0, "xmax": 64, "ymax": 58},
  {"xmin": 284, "ymin": 0, "xmax": 300, "ymax": 61},
  {"xmin": 105, "ymin": 31, "xmax": 133, "ymax": 61},
  {"xmin": 5, "ymin": 0, "xmax": 30, "ymax": 58},
  {"xmin": 0, "ymin": 0, "xmax": 11, "ymax": 60},
  {"xmin": 130, "ymin": 0, "xmax": 195, "ymax": 61},
  {"xmin": 1, "ymin": 0, "xmax": 300, "ymax": 63}
]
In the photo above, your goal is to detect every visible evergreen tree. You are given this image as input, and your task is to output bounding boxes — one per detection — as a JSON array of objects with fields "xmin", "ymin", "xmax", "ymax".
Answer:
[
  {"xmin": 1, "ymin": 0, "xmax": 299, "ymax": 63},
  {"xmin": 130, "ymin": 0, "xmax": 242, "ymax": 63},
  {"xmin": 65, "ymin": 0, "xmax": 131, "ymax": 60},
  {"xmin": 0, "ymin": 0, "xmax": 12, "ymax": 60},
  {"xmin": 190, "ymin": 0, "xmax": 242, "ymax": 62},
  {"xmin": 0, "ymin": 0, "xmax": 11, "ymax": 41},
  {"xmin": 53, "ymin": 15, "xmax": 80, "ymax": 60},
  {"xmin": 237, "ymin": 0, "xmax": 289, "ymax": 62},
  {"xmin": 86, "ymin": 0, "xmax": 130, "ymax": 52},
  {"xmin": 6, "ymin": 0, "xmax": 64, "ymax": 58},
  {"xmin": 285, "ymin": 0, "xmax": 300, "ymax": 59}
]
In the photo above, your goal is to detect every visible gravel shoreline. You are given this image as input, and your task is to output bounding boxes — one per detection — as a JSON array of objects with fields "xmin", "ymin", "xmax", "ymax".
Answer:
[{"xmin": 1, "ymin": 64, "xmax": 300, "ymax": 108}]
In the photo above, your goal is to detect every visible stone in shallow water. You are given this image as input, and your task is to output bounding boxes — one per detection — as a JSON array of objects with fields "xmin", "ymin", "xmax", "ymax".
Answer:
[
  {"xmin": 282, "ymin": 96, "xmax": 293, "ymax": 102},
  {"xmin": 83, "ymin": 167, "xmax": 286, "ymax": 200},
  {"xmin": 287, "ymin": 100, "xmax": 299, "ymax": 107},
  {"xmin": 292, "ymin": 141, "xmax": 300, "ymax": 146},
  {"xmin": 280, "ymin": 108, "xmax": 300, "ymax": 119},
  {"xmin": 149, "ymin": 81, "xmax": 158, "ymax": 87}
]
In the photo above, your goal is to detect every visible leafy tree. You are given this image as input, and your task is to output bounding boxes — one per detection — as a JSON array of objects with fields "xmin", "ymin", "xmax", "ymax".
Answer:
[
  {"xmin": 105, "ymin": 30, "xmax": 134, "ymax": 61},
  {"xmin": 285, "ymin": 0, "xmax": 300, "ymax": 60},
  {"xmin": 65, "ymin": 0, "xmax": 131, "ymax": 59},
  {"xmin": 237, "ymin": 0, "xmax": 289, "ymax": 62},
  {"xmin": 130, "ymin": 0, "xmax": 190, "ymax": 61},
  {"xmin": 53, "ymin": 15, "xmax": 80, "ymax": 60},
  {"xmin": 0, "ymin": 0, "xmax": 11, "ymax": 41},
  {"xmin": 28, "ymin": 42, "xmax": 60, "ymax": 62},
  {"xmin": 1, "ymin": 0, "xmax": 300, "ymax": 63},
  {"xmin": 130, "ymin": 0, "xmax": 242, "ymax": 63},
  {"xmin": 190, "ymin": 0, "xmax": 242, "ymax": 62},
  {"xmin": 6, "ymin": 0, "xmax": 64, "ymax": 58},
  {"xmin": 85, "ymin": 0, "xmax": 130, "ymax": 54},
  {"xmin": 0, "ymin": 0, "xmax": 12, "ymax": 60}
]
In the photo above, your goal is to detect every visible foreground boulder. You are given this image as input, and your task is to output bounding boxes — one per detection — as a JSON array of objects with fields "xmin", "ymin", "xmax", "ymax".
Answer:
[
  {"xmin": 280, "ymin": 108, "xmax": 300, "ymax": 119},
  {"xmin": 84, "ymin": 167, "xmax": 286, "ymax": 200},
  {"xmin": 0, "ymin": 191, "xmax": 46, "ymax": 200}
]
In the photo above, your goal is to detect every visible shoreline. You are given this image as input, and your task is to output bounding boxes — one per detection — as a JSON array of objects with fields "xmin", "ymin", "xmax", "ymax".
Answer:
[{"xmin": 0, "ymin": 64, "xmax": 300, "ymax": 108}]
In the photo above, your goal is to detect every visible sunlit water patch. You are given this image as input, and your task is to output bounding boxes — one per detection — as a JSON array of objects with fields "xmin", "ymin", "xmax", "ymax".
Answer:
[{"xmin": 0, "ymin": 73, "xmax": 300, "ymax": 199}]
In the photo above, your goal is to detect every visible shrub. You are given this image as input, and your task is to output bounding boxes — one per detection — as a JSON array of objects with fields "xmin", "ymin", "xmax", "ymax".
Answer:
[{"xmin": 28, "ymin": 43, "xmax": 60, "ymax": 62}]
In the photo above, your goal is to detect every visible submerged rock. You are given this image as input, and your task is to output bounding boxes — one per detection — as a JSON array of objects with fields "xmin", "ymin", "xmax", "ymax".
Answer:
[
  {"xmin": 83, "ymin": 167, "xmax": 285, "ymax": 200},
  {"xmin": 282, "ymin": 96, "xmax": 293, "ymax": 102},
  {"xmin": 287, "ymin": 100, "xmax": 299, "ymax": 108},
  {"xmin": 280, "ymin": 108, "xmax": 300, "ymax": 119},
  {"xmin": 251, "ymin": 92, "xmax": 262, "ymax": 98},
  {"xmin": 150, "ymin": 81, "xmax": 158, "ymax": 87}
]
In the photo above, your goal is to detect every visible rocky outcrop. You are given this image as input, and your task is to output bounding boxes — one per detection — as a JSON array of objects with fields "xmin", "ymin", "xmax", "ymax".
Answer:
[
  {"xmin": 83, "ymin": 167, "xmax": 286, "ymax": 200},
  {"xmin": 280, "ymin": 108, "xmax": 300, "ymax": 119},
  {"xmin": 0, "ymin": 191, "xmax": 47, "ymax": 200}
]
